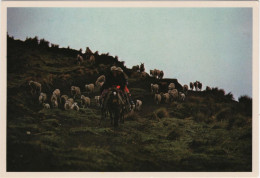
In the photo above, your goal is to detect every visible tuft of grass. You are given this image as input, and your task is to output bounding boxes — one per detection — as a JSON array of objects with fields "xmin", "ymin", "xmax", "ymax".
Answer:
[
  {"xmin": 167, "ymin": 129, "xmax": 182, "ymax": 140},
  {"xmin": 154, "ymin": 108, "xmax": 169, "ymax": 119}
]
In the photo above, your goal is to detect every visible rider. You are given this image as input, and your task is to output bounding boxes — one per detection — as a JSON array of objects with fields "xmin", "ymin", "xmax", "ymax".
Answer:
[{"xmin": 100, "ymin": 66, "xmax": 135, "ymax": 109}]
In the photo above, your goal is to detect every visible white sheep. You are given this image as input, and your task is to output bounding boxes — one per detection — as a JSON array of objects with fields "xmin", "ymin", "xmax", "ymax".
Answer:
[
  {"xmin": 64, "ymin": 99, "xmax": 74, "ymax": 110},
  {"xmin": 95, "ymin": 96, "xmax": 101, "ymax": 107},
  {"xmin": 77, "ymin": 54, "xmax": 83, "ymax": 65},
  {"xmin": 71, "ymin": 102, "xmax": 80, "ymax": 111},
  {"xmin": 89, "ymin": 55, "xmax": 95, "ymax": 65},
  {"xmin": 135, "ymin": 100, "xmax": 142, "ymax": 111},
  {"xmin": 168, "ymin": 89, "xmax": 178, "ymax": 101},
  {"xmin": 95, "ymin": 75, "xmax": 106, "ymax": 87},
  {"xmin": 179, "ymin": 92, "xmax": 185, "ymax": 101},
  {"xmin": 151, "ymin": 84, "xmax": 159, "ymax": 94},
  {"xmin": 61, "ymin": 95, "xmax": 69, "ymax": 106},
  {"xmin": 162, "ymin": 93, "xmax": 170, "ymax": 104},
  {"xmin": 154, "ymin": 94, "xmax": 162, "ymax": 105},
  {"xmin": 81, "ymin": 95, "xmax": 91, "ymax": 108},
  {"xmin": 43, "ymin": 103, "xmax": 50, "ymax": 109},
  {"xmin": 39, "ymin": 92, "xmax": 47, "ymax": 105},
  {"xmin": 28, "ymin": 80, "xmax": 42, "ymax": 95},
  {"xmin": 71, "ymin": 86, "xmax": 81, "ymax": 99},
  {"xmin": 85, "ymin": 84, "xmax": 95, "ymax": 95},
  {"xmin": 168, "ymin": 83, "xmax": 175, "ymax": 90},
  {"xmin": 51, "ymin": 94, "xmax": 58, "ymax": 108}
]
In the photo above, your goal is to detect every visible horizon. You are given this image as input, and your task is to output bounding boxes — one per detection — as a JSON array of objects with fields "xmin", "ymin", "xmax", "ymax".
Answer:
[{"xmin": 7, "ymin": 7, "xmax": 252, "ymax": 100}]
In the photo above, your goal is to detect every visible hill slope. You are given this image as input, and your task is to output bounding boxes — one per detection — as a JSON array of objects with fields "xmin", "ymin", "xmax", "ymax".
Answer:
[{"xmin": 7, "ymin": 36, "xmax": 252, "ymax": 171}]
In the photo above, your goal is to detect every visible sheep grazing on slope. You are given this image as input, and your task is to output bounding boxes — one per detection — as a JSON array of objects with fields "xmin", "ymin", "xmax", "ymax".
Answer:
[
  {"xmin": 140, "ymin": 63, "xmax": 145, "ymax": 72},
  {"xmin": 168, "ymin": 89, "xmax": 178, "ymax": 101},
  {"xmin": 95, "ymin": 96, "xmax": 101, "ymax": 107},
  {"xmin": 51, "ymin": 94, "xmax": 58, "ymax": 108},
  {"xmin": 43, "ymin": 103, "xmax": 50, "ymax": 109},
  {"xmin": 95, "ymin": 75, "xmax": 106, "ymax": 87},
  {"xmin": 64, "ymin": 98, "xmax": 74, "ymax": 110},
  {"xmin": 28, "ymin": 80, "xmax": 42, "ymax": 96},
  {"xmin": 190, "ymin": 82, "xmax": 194, "ymax": 91},
  {"xmin": 71, "ymin": 102, "xmax": 80, "ymax": 111},
  {"xmin": 162, "ymin": 93, "xmax": 170, "ymax": 104},
  {"xmin": 206, "ymin": 86, "xmax": 212, "ymax": 91},
  {"xmin": 71, "ymin": 86, "xmax": 81, "ymax": 99},
  {"xmin": 151, "ymin": 84, "xmax": 159, "ymax": 94},
  {"xmin": 81, "ymin": 95, "xmax": 91, "ymax": 108},
  {"xmin": 194, "ymin": 81, "xmax": 198, "ymax": 91},
  {"xmin": 198, "ymin": 82, "xmax": 202, "ymax": 91},
  {"xmin": 61, "ymin": 95, "xmax": 69, "ymax": 107},
  {"xmin": 85, "ymin": 84, "xmax": 95, "ymax": 95},
  {"xmin": 183, "ymin": 84, "xmax": 188, "ymax": 94},
  {"xmin": 135, "ymin": 100, "xmax": 142, "ymax": 111},
  {"xmin": 168, "ymin": 83, "xmax": 175, "ymax": 90},
  {"xmin": 179, "ymin": 92, "xmax": 185, "ymax": 101},
  {"xmin": 39, "ymin": 92, "xmax": 47, "ymax": 105},
  {"xmin": 132, "ymin": 65, "xmax": 140, "ymax": 72},
  {"xmin": 154, "ymin": 94, "xmax": 162, "ymax": 105},
  {"xmin": 158, "ymin": 71, "xmax": 164, "ymax": 79},
  {"xmin": 89, "ymin": 55, "xmax": 95, "ymax": 65},
  {"xmin": 76, "ymin": 54, "xmax": 83, "ymax": 65}
]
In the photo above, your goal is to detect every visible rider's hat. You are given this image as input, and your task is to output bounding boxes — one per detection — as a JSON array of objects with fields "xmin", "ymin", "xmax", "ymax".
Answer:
[
  {"xmin": 116, "ymin": 67, "xmax": 123, "ymax": 73},
  {"xmin": 111, "ymin": 66, "xmax": 117, "ymax": 71}
]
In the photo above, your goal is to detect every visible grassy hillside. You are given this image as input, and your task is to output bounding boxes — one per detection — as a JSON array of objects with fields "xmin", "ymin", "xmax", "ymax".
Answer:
[{"xmin": 7, "ymin": 36, "xmax": 252, "ymax": 171}]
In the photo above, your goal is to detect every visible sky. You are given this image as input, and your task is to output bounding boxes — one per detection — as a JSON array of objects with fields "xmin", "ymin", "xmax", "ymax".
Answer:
[{"xmin": 7, "ymin": 8, "xmax": 252, "ymax": 100}]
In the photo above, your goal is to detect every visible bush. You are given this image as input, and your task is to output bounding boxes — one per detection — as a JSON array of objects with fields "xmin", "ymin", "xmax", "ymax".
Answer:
[
  {"xmin": 215, "ymin": 108, "xmax": 232, "ymax": 121},
  {"xmin": 193, "ymin": 112, "xmax": 211, "ymax": 123},
  {"xmin": 154, "ymin": 108, "xmax": 169, "ymax": 119}
]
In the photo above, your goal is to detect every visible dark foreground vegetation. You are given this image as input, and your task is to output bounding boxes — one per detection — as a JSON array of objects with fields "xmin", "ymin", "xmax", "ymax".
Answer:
[{"xmin": 7, "ymin": 35, "xmax": 252, "ymax": 171}]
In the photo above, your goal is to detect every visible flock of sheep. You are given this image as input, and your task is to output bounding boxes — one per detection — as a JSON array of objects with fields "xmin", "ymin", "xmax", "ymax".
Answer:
[
  {"xmin": 28, "ymin": 73, "xmax": 144, "ymax": 112},
  {"xmin": 28, "ymin": 78, "xmax": 103, "ymax": 112}
]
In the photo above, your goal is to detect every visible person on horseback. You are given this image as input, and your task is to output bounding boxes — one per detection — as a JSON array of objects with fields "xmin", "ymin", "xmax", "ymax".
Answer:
[{"xmin": 100, "ymin": 66, "xmax": 134, "ymax": 110}]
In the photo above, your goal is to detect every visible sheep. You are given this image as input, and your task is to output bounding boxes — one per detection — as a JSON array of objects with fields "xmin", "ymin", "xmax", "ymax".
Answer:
[
  {"xmin": 43, "ymin": 103, "xmax": 50, "ymax": 109},
  {"xmin": 153, "ymin": 69, "xmax": 160, "ymax": 78},
  {"xmin": 61, "ymin": 95, "xmax": 69, "ymax": 106},
  {"xmin": 168, "ymin": 83, "xmax": 175, "ymax": 90},
  {"xmin": 95, "ymin": 75, "xmax": 106, "ymax": 87},
  {"xmin": 81, "ymin": 95, "xmax": 91, "ymax": 108},
  {"xmin": 95, "ymin": 96, "xmax": 101, "ymax": 107},
  {"xmin": 154, "ymin": 94, "xmax": 162, "ymax": 104},
  {"xmin": 132, "ymin": 65, "xmax": 140, "ymax": 72},
  {"xmin": 190, "ymin": 82, "xmax": 194, "ymax": 91},
  {"xmin": 179, "ymin": 92, "xmax": 185, "ymax": 101},
  {"xmin": 194, "ymin": 81, "xmax": 198, "ymax": 91},
  {"xmin": 51, "ymin": 94, "xmax": 58, "ymax": 108},
  {"xmin": 135, "ymin": 100, "xmax": 142, "ymax": 111},
  {"xmin": 198, "ymin": 82, "xmax": 202, "ymax": 91},
  {"xmin": 38, "ymin": 92, "xmax": 47, "ymax": 105},
  {"xmin": 168, "ymin": 89, "xmax": 178, "ymax": 101},
  {"xmin": 140, "ymin": 63, "xmax": 145, "ymax": 72},
  {"xmin": 71, "ymin": 102, "xmax": 80, "ymax": 111},
  {"xmin": 89, "ymin": 55, "xmax": 95, "ymax": 65},
  {"xmin": 76, "ymin": 54, "xmax": 83, "ymax": 65},
  {"xmin": 85, "ymin": 84, "xmax": 95, "ymax": 95},
  {"xmin": 158, "ymin": 70, "xmax": 164, "ymax": 79},
  {"xmin": 150, "ymin": 70, "xmax": 155, "ymax": 77},
  {"xmin": 151, "ymin": 84, "xmax": 159, "ymax": 94},
  {"xmin": 140, "ymin": 72, "xmax": 148, "ymax": 79},
  {"xmin": 162, "ymin": 93, "xmax": 170, "ymax": 104},
  {"xmin": 71, "ymin": 86, "xmax": 81, "ymax": 99},
  {"xmin": 206, "ymin": 86, "xmax": 212, "ymax": 91},
  {"xmin": 183, "ymin": 84, "xmax": 188, "ymax": 94},
  {"xmin": 28, "ymin": 80, "xmax": 41, "ymax": 96},
  {"xmin": 64, "ymin": 99, "xmax": 74, "ymax": 110}
]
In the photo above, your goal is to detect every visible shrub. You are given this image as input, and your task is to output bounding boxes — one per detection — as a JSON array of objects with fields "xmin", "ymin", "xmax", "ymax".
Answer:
[
  {"xmin": 167, "ymin": 128, "xmax": 182, "ymax": 140},
  {"xmin": 154, "ymin": 108, "xmax": 169, "ymax": 119},
  {"xmin": 215, "ymin": 108, "xmax": 232, "ymax": 122}
]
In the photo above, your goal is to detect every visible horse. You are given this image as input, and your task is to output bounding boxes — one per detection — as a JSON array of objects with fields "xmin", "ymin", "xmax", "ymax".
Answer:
[{"xmin": 100, "ymin": 87, "xmax": 126, "ymax": 127}]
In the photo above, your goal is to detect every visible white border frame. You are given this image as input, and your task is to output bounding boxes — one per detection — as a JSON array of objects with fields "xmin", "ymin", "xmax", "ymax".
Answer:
[{"xmin": 1, "ymin": 1, "xmax": 258, "ymax": 177}]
